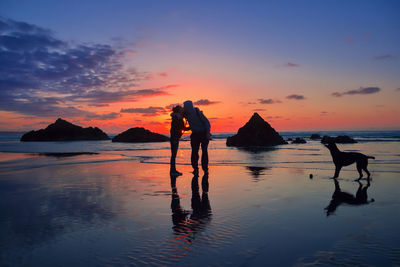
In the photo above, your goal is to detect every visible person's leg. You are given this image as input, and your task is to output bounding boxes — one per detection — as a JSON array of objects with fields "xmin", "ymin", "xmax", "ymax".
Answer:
[
  {"xmin": 191, "ymin": 133, "xmax": 201, "ymax": 172},
  {"xmin": 200, "ymin": 134, "xmax": 209, "ymax": 172},
  {"xmin": 170, "ymin": 138, "xmax": 179, "ymax": 171}
]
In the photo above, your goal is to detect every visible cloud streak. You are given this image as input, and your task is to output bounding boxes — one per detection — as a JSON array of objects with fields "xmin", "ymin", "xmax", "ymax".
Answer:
[
  {"xmin": 373, "ymin": 54, "xmax": 397, "ymax": 60},
  {"xmin": 120, "ymin": 106, "xmax": 167, "ymax": 116},
  {"xmin": 258, "ymin": 98, "xmax": 281, "ymax": 104},
  {"xmin": 283, "ymin": 62, "xmax": 300, "ymax": 67},
  {"xmin": 286, "ymin": 94, "xmax": 305, "ymax": 100},
  {"xmin": 0, "ymin": 18, "xmax": 169, "ymax": 118},
  {"xmin": 332, "ymin": 87, "xmax": 381, "ymax": 97},
  {"xmin": 193, "ymin": 99, "xmax": 220, "ymax": 106}
]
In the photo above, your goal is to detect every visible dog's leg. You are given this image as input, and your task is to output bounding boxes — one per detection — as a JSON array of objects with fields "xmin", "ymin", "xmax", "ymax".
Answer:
[
  {"xmin": 364, "ymin": 167, "xmax": 370, "ymax": 179},
  {"xmin": 334, "ymin": 165, "xmax": 341, "ymax": 178},
  {"xmin": 356, "ymin": 162, "xmax": 363, "ymax": 180}
]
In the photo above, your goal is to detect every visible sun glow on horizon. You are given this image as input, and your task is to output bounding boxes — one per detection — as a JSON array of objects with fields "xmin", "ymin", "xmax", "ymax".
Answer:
[{"xmin": 0, "ymin": 2, "xmax": 399, "ymax": 133}]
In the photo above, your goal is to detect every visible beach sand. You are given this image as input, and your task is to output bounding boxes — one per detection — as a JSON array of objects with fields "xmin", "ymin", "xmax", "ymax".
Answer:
[{"xmin": 1, "ymin": 155, "xmax": 400, "ymax": 266}]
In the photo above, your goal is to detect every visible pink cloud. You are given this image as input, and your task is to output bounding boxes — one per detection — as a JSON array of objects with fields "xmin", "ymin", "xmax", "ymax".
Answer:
[{"xmin": 194, "ymin": 99, "xmax": 221, "ymax": 106}]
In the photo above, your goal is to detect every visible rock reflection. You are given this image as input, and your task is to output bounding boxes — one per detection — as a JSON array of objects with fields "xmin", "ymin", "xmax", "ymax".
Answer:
[
  {"xmin": 325, "ymin": 179, "xmax": 375, "ymax": 216},
  {"xmin": 246, "ymin": 166, "xmax": 271, "ymax": 182}
]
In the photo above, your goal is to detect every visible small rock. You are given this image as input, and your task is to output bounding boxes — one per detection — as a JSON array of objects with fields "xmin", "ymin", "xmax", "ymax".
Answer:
[
  {"xmin": 112, "ymin": 127, "xmax": 169, "ymax": 143},
  {"xmin": 292, "ymin": 137, "xmax": 307, "ymax": 144}
]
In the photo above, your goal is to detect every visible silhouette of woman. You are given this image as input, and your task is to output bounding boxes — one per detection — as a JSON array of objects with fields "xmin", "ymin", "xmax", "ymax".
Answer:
[{"xmin": 169, "ymin": 105, "xmax": 189, "ymax": 176}]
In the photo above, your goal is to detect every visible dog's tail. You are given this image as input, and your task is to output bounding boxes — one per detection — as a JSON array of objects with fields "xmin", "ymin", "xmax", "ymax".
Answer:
[{"xmin": 367, "ymin": 156, "xmax": 375, "ymax": 159}]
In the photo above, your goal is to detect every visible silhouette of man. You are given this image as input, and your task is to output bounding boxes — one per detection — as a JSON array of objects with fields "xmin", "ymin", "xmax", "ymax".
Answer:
[{"xmin": 183, "ymin": 100, "xmax": 211, "ymax": 175}]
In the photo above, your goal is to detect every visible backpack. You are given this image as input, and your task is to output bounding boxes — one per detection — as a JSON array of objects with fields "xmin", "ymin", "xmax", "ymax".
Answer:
[{"xmin": 195, "ymin": 108, "xmax": 211, "ymax": 132}]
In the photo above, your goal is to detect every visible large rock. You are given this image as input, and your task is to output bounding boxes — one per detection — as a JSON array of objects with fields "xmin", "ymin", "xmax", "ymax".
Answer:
[
  {"xmin": 226, "ymin": 113, "xmax": 287, "ymax": 147},
  {"xmin": 112, "ymin": 127, "xmax": 169, "ymax": 143},
  {"xmin": 321, "ymin": 135, "xmax": 357, "ymax": 144},
  {"xmin": 20, "ymin": 118, "xmax": 110, "ymax": 141}
]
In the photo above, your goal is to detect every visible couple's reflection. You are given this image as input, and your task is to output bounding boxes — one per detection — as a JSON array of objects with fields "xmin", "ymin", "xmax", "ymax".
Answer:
[
  {"xmin": 325, "ymin": 178, "xmax": 375, "ymax": 216},
  {"xmin": 170, "ymin": 173, "xmax": 212, "ymax": 243}
]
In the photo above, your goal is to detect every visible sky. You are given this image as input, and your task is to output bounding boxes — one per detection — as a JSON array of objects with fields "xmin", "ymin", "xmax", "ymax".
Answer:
[{"xmin": 1, "ymin": 0, "xmax": 399, "ymax": 134}]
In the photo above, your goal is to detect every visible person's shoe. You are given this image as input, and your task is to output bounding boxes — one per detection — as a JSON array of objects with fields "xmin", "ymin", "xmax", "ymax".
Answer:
[{"xmin": 170, "ymin": 170, "xmax": 182, "ymax": 176}]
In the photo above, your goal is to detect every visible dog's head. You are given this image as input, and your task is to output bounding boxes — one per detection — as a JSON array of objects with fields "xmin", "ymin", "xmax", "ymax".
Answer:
[{"xmin": 324, "ymin": 141, "xmax": 338, "ymax": 152}]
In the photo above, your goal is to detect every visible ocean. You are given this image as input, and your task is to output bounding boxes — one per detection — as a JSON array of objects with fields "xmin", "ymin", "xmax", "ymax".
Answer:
[
  {"xmin": 1, "ymin": 131, "xmax": 400, "ymax": 266},
  {"xmin": 1, "ymin": 131, "xmax": 399, "ymax": 174}
]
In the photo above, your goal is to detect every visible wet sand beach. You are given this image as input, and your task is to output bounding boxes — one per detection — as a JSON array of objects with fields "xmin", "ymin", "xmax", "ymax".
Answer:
[{"xmin": 1, "ymin": 154, "xmax": 400, "ymax": 266}]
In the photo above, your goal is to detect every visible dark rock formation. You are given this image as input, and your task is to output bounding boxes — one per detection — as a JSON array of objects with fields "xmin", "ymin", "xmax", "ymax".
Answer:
[
  {"xmin": 292, "ymin": 137, "xmax": 307, "ymax": 144},
  {"xmin": 20, "ymin": 118, "xmax": 110, "ymax": 141},
  {"xmin": 112, "ymin": 127, "xmax": 169, "ymax": 143},
  {"xmin": 310, "ymin": 134, "xmax": 322, "ymax": 140},
  {"xmin": 226, "ymin": 113, "xmax": 287, "ymax": 147},
  {"xmin": 321, "ymin": 135, "xmax": 357, "ymax": 144}
]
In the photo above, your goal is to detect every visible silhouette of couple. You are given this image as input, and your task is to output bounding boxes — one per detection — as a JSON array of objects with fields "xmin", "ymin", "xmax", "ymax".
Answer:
[
  {"xmin": 170, "ymin": 100, "xmax": 211, "ymax": 176},
  {"xmin": 170, "ymin": 172, "xmax": 211, "ymax": 242}
]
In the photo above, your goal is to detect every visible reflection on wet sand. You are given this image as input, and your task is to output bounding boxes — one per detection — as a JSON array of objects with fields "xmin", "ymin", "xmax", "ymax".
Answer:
[
  {"xmin": 325, "ymin": 179, "xmax": 375, "ymax": 216},
  {"xmin": 170, "ymin": 173, "xmax": 212, "ymax": 243},
  {"xmin": 246, "ymin": 166, "xmax": 266, "ymax": 179},
  {"xmin": 0, "ymin": 176, "xmax": 115, "ymax": 265}
]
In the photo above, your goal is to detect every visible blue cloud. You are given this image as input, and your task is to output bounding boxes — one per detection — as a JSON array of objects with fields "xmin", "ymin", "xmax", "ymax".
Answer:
[
  {"xmin": 258, "ymin": 98, "xmax": 281, "ymax": 104},
  {"xmin": 286, "ymin": 94, "xmax": 305, "ymax": 100},
  {"xmin": 332, "ymin": 87, "xmax": 381, "ymax": 97},
  {"xmin": 0, "ymin": 18, "xmax": 167, "ymax": 118}
]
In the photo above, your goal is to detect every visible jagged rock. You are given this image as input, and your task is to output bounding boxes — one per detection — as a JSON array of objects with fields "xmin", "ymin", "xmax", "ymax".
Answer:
[
  {"xmin": 112, "ymin": 127, "xmax": 169, "ymax": 143},
  {"xmin": 226, "ymin": 113, "xmax": 287, "ymax": 147},
  {"xmin": 20, "ymin": 118, "xmax": 110, "ymax": 141},
  {"xmin": 321, "ymin": 135, "xmax": 357, "ymax": 144},
  {"xmin": 287, "ymin": 138, "xmax": 293, "ymax": 142},
  {"xmin": 292, "ymin": 137, "xmax": 307, "ymax": 144},
  {"xmin": 310, "ymin": 134, "xmax": 322, "ymax": 139}
]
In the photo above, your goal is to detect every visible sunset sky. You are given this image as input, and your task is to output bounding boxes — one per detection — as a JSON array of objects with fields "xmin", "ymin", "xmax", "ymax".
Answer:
[{"xmin": 1, "ymin": 0, "xmax": 399, "ymax": 134}]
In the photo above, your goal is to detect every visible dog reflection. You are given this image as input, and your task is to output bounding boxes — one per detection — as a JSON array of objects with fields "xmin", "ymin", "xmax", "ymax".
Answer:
[
  {"xmin": 325, "ymin": 179, "xmax": 374, "ymax": 216},
  {"xmin": 170, "ymin": 173, "xmax": 212, "ymax": 242}
]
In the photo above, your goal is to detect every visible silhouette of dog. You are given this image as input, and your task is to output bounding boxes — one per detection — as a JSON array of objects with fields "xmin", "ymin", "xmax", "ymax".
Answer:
[
  {"xmin": 325, "ymin": 179, "xmax": 374, "ymax": 216},
  {"xmin": 325, "ymin": 142, "xmax": 375, "ymax": 179}
]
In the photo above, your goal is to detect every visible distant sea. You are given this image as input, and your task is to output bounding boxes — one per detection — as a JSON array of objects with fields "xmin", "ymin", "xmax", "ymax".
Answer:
[{"xmin": 1, "ymin": 131, "xmax": 399, "ymax": 174}]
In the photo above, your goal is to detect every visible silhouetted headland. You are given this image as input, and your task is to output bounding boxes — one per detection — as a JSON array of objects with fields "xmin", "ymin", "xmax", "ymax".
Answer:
[
  {"xmin": 226, "ymin": 113, "xmax": 287, "ymax": 147},
  {"xmin": 321, "ymin": 135, "xmax": 357, "ymax": 144},
  {"xmin": 112, "ymin": 127, "xmax": 169, "ymax": 143},
  {"xmin": 20, "ymin": 118, "xmax": 109, "ymax": 141}
]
